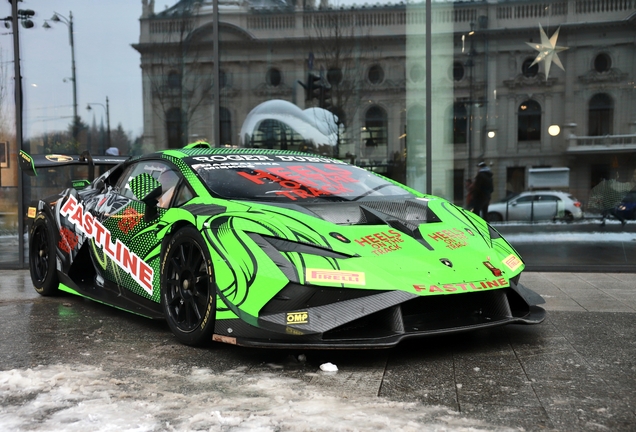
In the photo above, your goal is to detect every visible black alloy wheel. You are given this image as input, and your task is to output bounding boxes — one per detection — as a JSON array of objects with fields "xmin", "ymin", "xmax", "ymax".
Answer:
[
  {"xmin": 29, "ymin": 213, "xmax": 59, "ymax": 296},
  {"xmin": 161, "ymin": 226, "xmax": 216, "ymax": 346}
]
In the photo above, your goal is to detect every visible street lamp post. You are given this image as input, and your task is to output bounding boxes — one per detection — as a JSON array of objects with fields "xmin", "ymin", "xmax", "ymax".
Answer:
[
  {"xmin": 44, "ymin": 11, "xmax": 78, "ymax": 143},
  {"xmin": 86, "ymin": 97, "xmax": 111, "ymax": 154},
  {"xmin": 3, "ymin": 4, "xmax": 36, "ymax": 268}
]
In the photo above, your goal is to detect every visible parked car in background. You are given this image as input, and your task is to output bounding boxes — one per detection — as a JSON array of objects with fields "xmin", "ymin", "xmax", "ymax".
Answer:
[
  {"xmin": 614, "ymin": 191, "xmax": 636, "ymax": 221},
  {"xmin": 487, "ymin": 191, "xmax": 583, "ymax": 222}
]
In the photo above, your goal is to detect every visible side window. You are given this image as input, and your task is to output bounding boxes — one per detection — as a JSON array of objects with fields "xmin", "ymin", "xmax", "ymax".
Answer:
[
  {"xmin": 173, "ymin": 184, "xmax": 195, "ymax": 207},
  {"xmin": 537, "ymin": 195, "xmax": 559, "ymax": 202},
  {"xmin": 516, "ymin": 196, "xmax": 533, "ymax": 203},
  {"xmin": 117, "ymin": 160, "xmax": 182, "ymax": 208},
  {"xmin": 156, "ymin": 169, "xmax": 180, "ymax": 208}
]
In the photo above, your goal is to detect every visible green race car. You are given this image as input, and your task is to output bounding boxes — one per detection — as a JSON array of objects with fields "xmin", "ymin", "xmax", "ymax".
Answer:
[{"xmin": 21, "ymin": 143, "xmax": 545, "ymax": 348}]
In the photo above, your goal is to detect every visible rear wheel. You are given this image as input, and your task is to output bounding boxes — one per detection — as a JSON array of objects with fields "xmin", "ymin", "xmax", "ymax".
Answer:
[
  {"xmin": 563, "ymin": 211, "xmax": 574, "ymax": 222},
  {"xmin": 29, "ymin": 213, "xmax": 59, "ymax": 296},
  {"xmin": 160, "ymin": 226, "xmax": 216, "ymax": 346}
]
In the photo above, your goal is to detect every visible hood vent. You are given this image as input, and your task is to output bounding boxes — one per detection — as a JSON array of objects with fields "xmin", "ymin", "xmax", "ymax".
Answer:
[{"xmin": 304, "ymin": 199, "xmax": 440, "ymax": 228}]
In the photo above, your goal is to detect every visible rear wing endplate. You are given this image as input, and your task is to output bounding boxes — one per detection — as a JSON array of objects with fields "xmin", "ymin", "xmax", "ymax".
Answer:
[{"xmin": 19, "ymin": 150, "xmax": 128, "ymax": 180}]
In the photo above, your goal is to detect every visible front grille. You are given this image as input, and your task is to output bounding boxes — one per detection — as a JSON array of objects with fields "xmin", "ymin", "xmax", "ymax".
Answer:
[{"xmin": 323, "ymin": 288, "xmax": 528, "ymax": 340}]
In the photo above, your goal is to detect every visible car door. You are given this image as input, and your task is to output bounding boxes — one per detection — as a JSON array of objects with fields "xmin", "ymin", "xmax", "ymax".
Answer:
[
  {"xmin": 94, "ymin": 159, "xmax": 190, "ymax": 301},
  {"xmin": 506, "ymin": 195, "xmax": 534, "ymax": 220},
  {"xmin": 533, "ymin": 194, "xmax": 562, "ymax": 220}
]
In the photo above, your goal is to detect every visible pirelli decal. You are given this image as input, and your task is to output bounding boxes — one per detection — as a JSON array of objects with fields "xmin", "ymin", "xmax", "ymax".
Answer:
[
  {"xmin": 503, "ymin": 254, "xmax": 522, "ymax": 271},
  {"xmin": 306, "ymin": 268, "xmax": 366, "ymax": 285}
]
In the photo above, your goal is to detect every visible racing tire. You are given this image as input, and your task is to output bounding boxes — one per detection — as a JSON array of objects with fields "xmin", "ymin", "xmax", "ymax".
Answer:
[
  {"xmin": 160, "ymin": 226, "xmax": 216, "ymax": 346},
  {"xmin": 487, "ymin": 212, "xmax": 503, "ymax": 222},
  {"xmin": 29, "ymin": 213, "xmax": 59, "ymax": 296}
]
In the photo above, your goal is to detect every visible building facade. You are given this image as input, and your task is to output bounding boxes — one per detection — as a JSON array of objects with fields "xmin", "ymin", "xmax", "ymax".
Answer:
[{"xmin": 135, "ymin": 0, "xmax": 636, "ymax": 206}]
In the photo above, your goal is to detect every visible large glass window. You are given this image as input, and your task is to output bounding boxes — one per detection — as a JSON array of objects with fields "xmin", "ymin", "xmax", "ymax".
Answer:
[
  {"xmin": 588, "ymin": 93, "xmax": 613, "ymax": 136},
  {"xmin": 166, "ymin": 108, "xmax": 184, "ymax": 149},
  {"xmin": 2, "ymin": 0, "xmax": 634, "ymax": 271},
  {"xmin": 362, "ymin": 106, "xmax": 388, "ymax": 164},
  {"xmin": 517, "ymin": 100, "xmax": 541, "ymax": 141}
]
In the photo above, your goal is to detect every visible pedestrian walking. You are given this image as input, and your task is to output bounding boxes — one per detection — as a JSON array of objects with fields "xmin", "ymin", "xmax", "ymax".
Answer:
[{"xmin": 471, "ymin": 161, "xmax": 494, "ymax": 219}]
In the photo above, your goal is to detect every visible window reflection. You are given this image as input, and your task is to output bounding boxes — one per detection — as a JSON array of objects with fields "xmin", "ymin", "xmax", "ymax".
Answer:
[
  {"xmin": 3, "ymin": 0, "xmax": 635, "ymax": 269},
  {"xmin": 517, "ymin": 100, "xmax": 541, "ymax": 142},
  {"xmin": 588, "ymin": 93, "xmax": 613, "ymax": 136}
]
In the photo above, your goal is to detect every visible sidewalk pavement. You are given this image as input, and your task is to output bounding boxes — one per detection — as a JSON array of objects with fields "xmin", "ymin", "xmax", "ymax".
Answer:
[{"xmin": 1, "ymin": 270, "xmax": 635, "ymax": 431}]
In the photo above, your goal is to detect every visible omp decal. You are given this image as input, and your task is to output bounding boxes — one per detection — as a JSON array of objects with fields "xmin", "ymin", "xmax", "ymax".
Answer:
[
  {"xmin": 58, "ymin": 227, "xmax": 78, "ymax": 253},
  {"xmin": 428, "ymin": 228, "xmax": 468, "ymax": 250},
  {"xmin": 117, "ymin": 207, "xmax": 143, "ymax": 234},
  {"xmin": 60, "ymin": 195, "xmax": 154, "ymax": 295},
  {"xmin": 45, "ymin": 154, "xmax": 73, "ymax": 163},
  {"xmin": 354, "ymin": 230, "xmax": 403, "ymax": 255},
  {"xmin": 27, "ymin": 207, "xmax": 36, "ymax": 218},
  {"xmin": 286, "ymin": 311, "xmax": 309, "ymax": 325},
  {"xmin": 503, "ymin": 254, "xmax": 522, "ymax": 271},
  {"xmin": 413, "ymin": 277, "xmax": 509, "ymax": 293},
  {"xmin": 306, "ymin": 268, "xmax": 366, "ymax": 285}
]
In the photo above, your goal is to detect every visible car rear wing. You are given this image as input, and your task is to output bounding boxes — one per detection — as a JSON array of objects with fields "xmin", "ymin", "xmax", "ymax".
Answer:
[{"xmin": 19, "ymin": 150, "xmax": 129, "ymax": 180}]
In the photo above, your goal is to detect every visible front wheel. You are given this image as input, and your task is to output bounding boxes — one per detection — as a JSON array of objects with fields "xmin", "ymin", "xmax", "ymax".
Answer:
[
  {"xmin": 160, "ymin": 226, "xmax": 216, "ymax": 346},
  {"xmin": 29, "ymin": 213, "xmax": 59, "ymax": 296}
]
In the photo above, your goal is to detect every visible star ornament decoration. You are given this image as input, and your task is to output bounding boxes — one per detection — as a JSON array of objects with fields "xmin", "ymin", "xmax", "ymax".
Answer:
[{"xmin": 526, "ymin": 24, "xmax": 568, "ymax": 80}]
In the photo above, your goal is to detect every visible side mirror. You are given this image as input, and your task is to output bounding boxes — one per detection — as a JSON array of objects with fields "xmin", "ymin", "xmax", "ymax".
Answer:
[{"xmin": 129, "ymin": 173, "xmax": 162, "ymax": 221}]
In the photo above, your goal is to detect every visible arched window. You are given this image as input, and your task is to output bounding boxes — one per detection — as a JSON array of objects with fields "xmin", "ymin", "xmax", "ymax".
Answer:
[
  {"xmin": 166, "ymin": 108, "xmax": 184, "ymax": 149},
  {"xmin": 167, "ymin": 70, "xmax": 181, "ymax": 89},
  {"xmin": 364, "ymin": 106, "xmax": 388, "ymax": 159},
  {"xmin": 521, "ymin": 58, "xmax": 538, "ymax": 78},
  {"xmin": 327, "ymin": 67, "xmax": 343, "ymax": 86},
  {"xmin": 452, "ymin": 62, "xmax": 465, "ymax": 81},
  {"xmin": 368, "ymin": 65, "xmax": 384, "ymax": 85},
  {"xmin": 266, "ymin": 68, "xmax": 281, "ymax": 87},
  {"xmin": 588, "ymin": 93, "xmax": 613, "ymax": 136},
  {"xmin": 220, "ymin": 107, "xmax": 232, "ymax": 146},
  {"xmin": 452, "ymin": 102, "xmax": 467, "ymax": 144},
  {"xmin": 518, "ymin": 100, "xmax": 541, "ymax": 141},
  {"xmin": 407, "ymin": 105, "xmax": 425, "ymax": 149}
]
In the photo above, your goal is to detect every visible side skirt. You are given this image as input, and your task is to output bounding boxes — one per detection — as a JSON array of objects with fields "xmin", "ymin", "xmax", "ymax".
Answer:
[{"xmin": 57, "ymin": 273, "xmax": 164, "ymax": 319}]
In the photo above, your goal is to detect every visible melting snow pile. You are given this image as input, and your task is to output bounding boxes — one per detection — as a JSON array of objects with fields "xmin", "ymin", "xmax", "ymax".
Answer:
[{"xmin": 0, "ymin": 364, "xmax": 514, "ymax": 431}]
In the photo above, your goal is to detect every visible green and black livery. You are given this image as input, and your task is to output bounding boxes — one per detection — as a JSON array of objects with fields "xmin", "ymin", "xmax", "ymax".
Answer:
[{"xmin": 23, "ymin": 143, "xmax": 545, "ymax": 348}]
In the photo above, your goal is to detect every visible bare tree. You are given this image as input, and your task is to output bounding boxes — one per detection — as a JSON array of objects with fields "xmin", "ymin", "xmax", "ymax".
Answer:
[
  {"xmin": 138, "ymin": 5, "xmax": 213, "ymax": 148},
  {"xmin": 305, "ymin": 4, "xmax": 377, "ymax": 159}
]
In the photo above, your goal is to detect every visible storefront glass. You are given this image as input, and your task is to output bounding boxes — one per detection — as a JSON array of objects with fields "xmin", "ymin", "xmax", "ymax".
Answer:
[{"xmin": 2, "ymin": 0, "xmax": 635, "ymax": 270}]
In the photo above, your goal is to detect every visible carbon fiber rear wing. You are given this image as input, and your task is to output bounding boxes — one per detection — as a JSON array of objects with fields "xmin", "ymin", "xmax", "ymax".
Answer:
[{"xmin": 19, "ymin": 150, "xmax": 128, "ymax": 180}]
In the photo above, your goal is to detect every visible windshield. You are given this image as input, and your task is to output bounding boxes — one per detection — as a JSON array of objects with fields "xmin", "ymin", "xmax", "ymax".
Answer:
[{"xmin": 188, "ymin": 154, "xmax": 415, "ymax": 203}]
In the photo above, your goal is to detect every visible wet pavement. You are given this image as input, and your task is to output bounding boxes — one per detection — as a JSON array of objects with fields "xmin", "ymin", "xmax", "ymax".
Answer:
[{"xmin": 1, "ymin": 270, "xmax": 635, "ymax": 431}]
